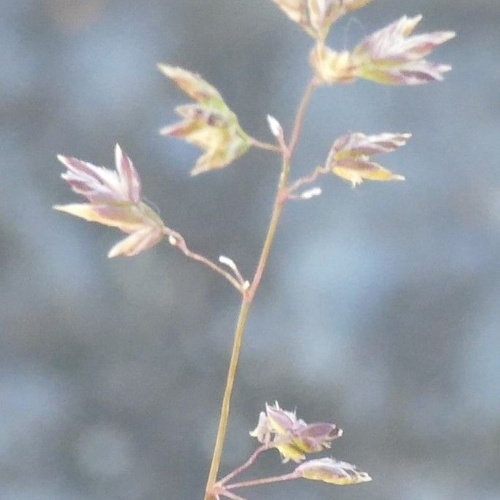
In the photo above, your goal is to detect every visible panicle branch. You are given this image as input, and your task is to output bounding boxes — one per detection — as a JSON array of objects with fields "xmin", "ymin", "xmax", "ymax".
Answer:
[
  {"xmin": 55, "ymin": 146, "xmax": 246, "ymax": 292},
  {"xmin": 209, "ymin": 403, "xmax": 371, "ymax": 499}
]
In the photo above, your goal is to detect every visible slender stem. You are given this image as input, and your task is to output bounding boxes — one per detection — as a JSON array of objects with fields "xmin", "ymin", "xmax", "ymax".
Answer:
[
  {"xmin": 288, "ymin": 78, "xmax": 318, "ymax": 157},
  {"xmin": 204, "ymin": 299, "xmax": 251, "ymax": 500},
  {"xmin": 204, "ymin": 159, "xmax": 290, "ymax": 498},
  {"xmin": 247, "ymin": 155, "xmax": 289, "ymax": 301},
  {"xmin": 204, "ymin": 78, "xmax": 317, "ymax": 500},
  {"xmin": 247, "ymin": 78, "xmax": 317, "ymax": 299}
]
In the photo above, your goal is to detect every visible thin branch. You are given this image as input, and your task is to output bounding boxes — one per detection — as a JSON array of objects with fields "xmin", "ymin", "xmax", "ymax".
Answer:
[
  {"xmin": 287, "ymin": 164, "xmax": 330, "ymax": 199},
  {"xmin": 164, "ymin": 229, "xmax": 244, "ymax": 294},
  {"xmin": 287, "ymin": 77, "xmax": 318, "ymax": 157},
  {"xmin": 217, "ymin": 490, "xmax": 247, "ymax": 500},
  {"xmin": 225, "ymin": 472, "xmax": 298, "ymax": 491},
  {"xmin": 218, "ymin": 445, "xmax": 269, "ymax": 486},
  {"xmin": 249, "ymin": 137, "xmax": 282, "ymax": 153}
]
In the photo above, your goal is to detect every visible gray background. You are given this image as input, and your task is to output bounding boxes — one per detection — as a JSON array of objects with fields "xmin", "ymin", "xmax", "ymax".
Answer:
[{"xmin": 1, "ymin": 1, "xmax": 499, "ymax": 499}]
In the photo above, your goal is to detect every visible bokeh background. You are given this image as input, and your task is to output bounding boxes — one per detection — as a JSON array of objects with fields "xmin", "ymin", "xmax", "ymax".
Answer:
[{"xmin": 1, "ymin": 1, "xmax": 499, "ymax": 499}]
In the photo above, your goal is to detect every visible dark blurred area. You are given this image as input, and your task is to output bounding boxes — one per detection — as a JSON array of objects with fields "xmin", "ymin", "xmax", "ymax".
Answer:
[{"xmin": 1, "ymin": 1, "xmax": 499, "ymax": 499}]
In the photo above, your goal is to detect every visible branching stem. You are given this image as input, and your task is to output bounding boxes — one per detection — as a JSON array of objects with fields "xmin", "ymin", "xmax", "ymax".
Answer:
[
  {"xmin": 287, "ymin": 164, "xmax": 330, "ymax": 199},
  {"xmin": 204, "ymin": 78, "xmax": 317, "ymax": 500}
]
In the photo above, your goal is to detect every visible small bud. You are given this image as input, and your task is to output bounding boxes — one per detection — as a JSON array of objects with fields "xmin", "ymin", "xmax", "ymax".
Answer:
[
  {"xmin": 299, "ymin": 187, "xmax": 322, "ymax": 199},
  {"xmin": 219, "ymin": 255, "xmax": 238, "ymax": 273},
  {"xmin": 267, "ymin": 114, "xmax": 283, "ymax": 139},
  {"xmin": 168, "ymin": 235, "xmax": 178, "ymax": 246}
]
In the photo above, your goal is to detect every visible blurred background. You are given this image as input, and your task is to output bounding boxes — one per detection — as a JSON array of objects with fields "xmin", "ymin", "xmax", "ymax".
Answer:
[{"xmin": 1, "ymin": 1, "xmax": 499, "ymax": 499}]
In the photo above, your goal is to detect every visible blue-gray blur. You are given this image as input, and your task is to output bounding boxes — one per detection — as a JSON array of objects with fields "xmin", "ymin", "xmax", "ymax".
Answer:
[{"xmin": 1, "ymin": 1, "xmax": 499, "ymax": 499}]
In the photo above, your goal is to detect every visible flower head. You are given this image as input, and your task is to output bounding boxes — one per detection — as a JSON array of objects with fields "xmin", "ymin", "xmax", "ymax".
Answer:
[
  {"xmin": 326, "ymin": 132, "xmax": 410, "ymax": 187},
  {"xmin": 352, "ymin": 15, "xmax": 456, "ymax": 85},
  {"xmin": 54, "ymin": 145, "xmax": 165, "ymax": 257},
  {"xmin": 250, "ymin": 402, "xmax": 342, "ymax": 463},
  {"xmin": 310, "ymin": 15, "xmax": 455, "ymax": 85},
  {"xmin": 159, "ymin": 64, "xmax": 251, "ymax": 175}
]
